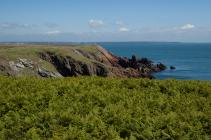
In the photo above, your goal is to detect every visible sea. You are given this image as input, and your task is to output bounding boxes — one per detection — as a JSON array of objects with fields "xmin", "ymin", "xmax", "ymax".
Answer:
[{"xmin": 98, "ymin": 42, "xmax": 211, "ymax": 81}]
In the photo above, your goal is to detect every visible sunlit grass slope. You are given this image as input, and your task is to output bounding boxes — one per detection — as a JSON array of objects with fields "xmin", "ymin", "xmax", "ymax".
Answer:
[{"xmin": 0, "ymin": 77, "xmax": 210, "ymax": 139}]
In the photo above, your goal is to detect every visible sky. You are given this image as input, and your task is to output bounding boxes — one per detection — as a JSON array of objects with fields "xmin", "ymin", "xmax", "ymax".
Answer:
[{"xmin": 0, "ymin": 0, "xmax": 211, "ymax": 42}]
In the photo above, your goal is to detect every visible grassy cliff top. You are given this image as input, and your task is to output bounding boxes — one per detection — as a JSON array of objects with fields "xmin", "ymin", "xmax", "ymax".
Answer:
[
  {"xmin": 0, "ymin": 44, "xmax": 99, "ymax": 62},
  {"xmin": 0, "ymin": 76, "xmax": 210, "ymax": 139}
]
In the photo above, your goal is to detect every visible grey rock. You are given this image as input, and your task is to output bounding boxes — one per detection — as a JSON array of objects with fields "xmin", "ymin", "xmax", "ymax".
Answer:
[
  {"xmin": 96, "ymin": 65, "xmax": 109, "ymax": 77},
  {"xmin": 38, "ymin": 67, "xmax": 62, "ymax": 78},
  {"xmin": 0, "ymin": 65, "xmax": 6, "ymax": 71},
  {"xmin": 18, "ymin": 58, "xmax": 34, "ymax": 68},
  {"xmin": 16, "ymin": 63, "xmax": 25, "ymax": 68},
  {"xmin": 170, "ymin": 66, "xmax": 176, "ymax": 70},
  {"xmin": 9, "ymin": 61, "xmax": 19, "ymax": 71},
  {"xmin": 9, "ymin": 58, "xmax": 34, "ymax": 72}
]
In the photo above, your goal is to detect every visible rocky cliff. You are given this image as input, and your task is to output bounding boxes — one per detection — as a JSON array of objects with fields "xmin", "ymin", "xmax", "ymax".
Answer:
[{"xmin": 0, "ymin": 44, "xmax": 166, "ymax": 78}]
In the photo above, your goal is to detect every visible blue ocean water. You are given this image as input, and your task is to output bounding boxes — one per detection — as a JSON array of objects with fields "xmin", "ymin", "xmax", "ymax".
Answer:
[{"xmin": 99, "ymin": 42, "xmax": 211, "ymax": 80}]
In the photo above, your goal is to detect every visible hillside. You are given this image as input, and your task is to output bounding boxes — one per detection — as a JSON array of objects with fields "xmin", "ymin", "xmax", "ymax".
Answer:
[
  {"xmin": 0, "ymin": 44, "xmax": 166, "ymax": 78},
  {"xmin": 0, "ymin": 77, "xmax": 210, "ymax": 139}
]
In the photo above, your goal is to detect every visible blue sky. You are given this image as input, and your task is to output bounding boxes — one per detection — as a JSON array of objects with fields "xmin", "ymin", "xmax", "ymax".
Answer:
[{"xmin": 0, "ymin": 0, "xmax": 211, "ymax": 42}]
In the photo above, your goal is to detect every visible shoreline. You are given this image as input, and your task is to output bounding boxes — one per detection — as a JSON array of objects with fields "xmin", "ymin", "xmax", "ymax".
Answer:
[{"xmin": 0, "ymin": 44, "xmax": 167, "ymax": 79}]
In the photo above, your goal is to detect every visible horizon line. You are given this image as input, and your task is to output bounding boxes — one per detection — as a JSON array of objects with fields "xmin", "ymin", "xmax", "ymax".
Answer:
[{"xmin": 0, "ymin": 41, "xmax": 211, "ymax": 44}]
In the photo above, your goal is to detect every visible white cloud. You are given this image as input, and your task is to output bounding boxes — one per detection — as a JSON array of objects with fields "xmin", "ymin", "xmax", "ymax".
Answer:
[
  {"xmin": 180, "ymin": 24, "xmax": 195, "ymax": 30},
  {"xmin": 115, "ymin": 21, "xmax": 124, "ymax": 26},
  {"xmin": 0, "ymin": 23, "xmax": 32, "ymax": 29},
  {"xmin": 89, "ymin": 19, "xmax": 104, "ymax": 28},
  {"xmin": 116, "ymin": 21, "xmax": 130, "ymax": 32},
  {"xmin": 119, "ymin": 27, "xmax": 130, "ymax": 32},
  {"xmin": 45, "ymin": 30, "xmax": 61, "ymax": 35},
  {"xmin": 45, "ymin": 23, "xmax": 59, "ymax": 28}
]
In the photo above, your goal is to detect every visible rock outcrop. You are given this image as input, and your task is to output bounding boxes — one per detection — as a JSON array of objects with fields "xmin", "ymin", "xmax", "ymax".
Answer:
[
  {"xmin": 38, "ymin": 46, "xmax": 166, "ymax": 78},
  {"xmin": 38, "ymin": 67, "xmax": 62, "ymax": 78},
  {"xmin": 9, "ymin": 58, "xmax": 34, "ymax": 71},
  {"xmin": 39, "ymin": 51, "xmax": 110, "ymax": 77}
]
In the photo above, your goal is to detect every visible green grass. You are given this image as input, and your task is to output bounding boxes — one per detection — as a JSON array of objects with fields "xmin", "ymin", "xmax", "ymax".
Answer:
[
  {"xmin": 0, "ymin": 77, "xmax": 210, "ymax": 140},
  {"xmin": 0, "ymin": 44, "xmax": 101, "ymax": 65}
]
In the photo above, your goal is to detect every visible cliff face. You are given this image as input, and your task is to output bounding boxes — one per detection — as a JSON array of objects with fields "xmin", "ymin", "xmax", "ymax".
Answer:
[{"xmin": 0, "ymin": 44, "xmax": 166, "ymax": 78}]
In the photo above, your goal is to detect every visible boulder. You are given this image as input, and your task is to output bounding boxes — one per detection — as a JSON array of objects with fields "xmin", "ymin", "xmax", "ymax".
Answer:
[
  {"xmin": 157, "ymin": 63, "xmax": 167, "ymax": 71},
  {"xmin": 9, "ymin": 58, "xmax": 34, "ymax": 72},
  {"xmin": 18, "ymin": 58, "xmax": 34, "ymax": 68},
  {"xmin": 129, "ymin": 55, "xmax": 139, "ymax": 69},
  {"xmin": 16, "ymin": 63, "xmax": 25, "ymax": 68},
  {"xmin": 138, "ymin": 58, "xmax": 153, "ymax": 67},
  {"xmin": 38, "ymin": 67, "xmax": 62, "ymax": 78},
  {"xmin": 0, "ymin": 65, "xmax": 5, "ymax": 71},
  {"xmin": 9, "ymin": 61, "xmax": 20, "ymax": 71},
  {"xmin": 170, "ymin": 66, "xmax": 176, "ymax": 70},
  {"xmin": 96, "ymin": 65, "xmax": 109, "ymax": 77},
  {"xmin": 118, "ymin": 57, "xmax": 130, "ymax": 68}
]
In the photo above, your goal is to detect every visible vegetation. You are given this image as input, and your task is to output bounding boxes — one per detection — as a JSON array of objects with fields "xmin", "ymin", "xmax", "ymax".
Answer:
[
  {"xmin": 0, "ymin": 76, "xmax": 210, "ymax": 139},
  {"xmin": 0, "ymin": 44, "xmax": 98, "ymax": 63}
]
